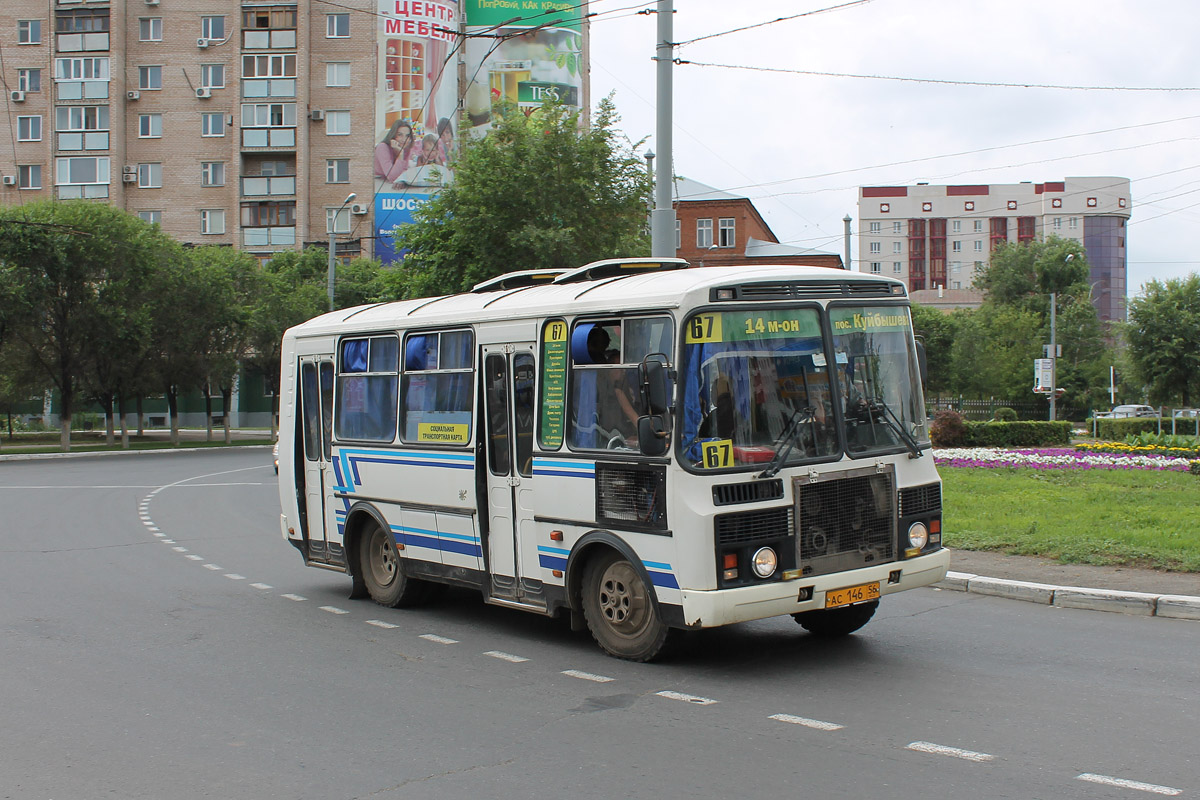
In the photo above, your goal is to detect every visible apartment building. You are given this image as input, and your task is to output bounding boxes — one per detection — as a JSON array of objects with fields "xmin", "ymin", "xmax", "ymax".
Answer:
[
  {"xmin": 856, "ymin": 177, "xmax": 1130, "ymax": 322},
  {"xmin": 0, "ymin": 1, "xmax": 588, "ymax": 263}
]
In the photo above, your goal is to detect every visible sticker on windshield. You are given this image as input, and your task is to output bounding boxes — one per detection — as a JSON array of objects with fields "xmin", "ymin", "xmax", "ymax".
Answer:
[
  {"xmin": 701, "ymin": 439, "xmax": 733, "ymax": 469},
  {"xmin": 812, "ymin": 353, "xmax": 827, "ymax": 367}
]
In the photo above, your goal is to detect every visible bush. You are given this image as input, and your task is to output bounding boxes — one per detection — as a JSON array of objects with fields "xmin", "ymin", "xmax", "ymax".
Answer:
[
  {"xmin": 963, "ymin": 420, "xmax": 1072, "ymax": 448},
  {"xmin": 993, "ymin": 407, "xmax": 1018, "ymax": 422},
  {"xmin": 1191, "ymin": 461, "xmax": 1200, "ymax": 476},
  {"xmin": 930, "ymin": 409, "xmax": 967, "ymax": 447},
  {"xmin": 1092, "ymin": 418, "xmax": 1162, "ymax": 440}
]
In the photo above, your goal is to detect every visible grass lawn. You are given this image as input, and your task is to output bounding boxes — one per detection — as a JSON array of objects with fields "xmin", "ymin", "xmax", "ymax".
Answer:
[{"xmin": 941, "ymin": 466, "xmax": 1200, "ymax": 572}]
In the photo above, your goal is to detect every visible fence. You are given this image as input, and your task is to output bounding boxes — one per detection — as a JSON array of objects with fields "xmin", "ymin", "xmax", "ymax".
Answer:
[{"xmin": 926, "ymin": 396, "xmax": 1087, "ymax": 422}]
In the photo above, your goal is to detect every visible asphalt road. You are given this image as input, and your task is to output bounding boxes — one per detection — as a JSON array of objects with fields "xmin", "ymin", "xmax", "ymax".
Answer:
[{"xmin": 2, "ymin": 450, "xmax": 1197, "ymax": 799}]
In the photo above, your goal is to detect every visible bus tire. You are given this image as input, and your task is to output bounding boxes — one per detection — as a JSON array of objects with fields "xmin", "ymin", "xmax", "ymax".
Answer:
[
  {"xmin": 359, "ymin": 519, "xmax": 426, "ymax": 608},
  {"xmin": 792, "ymin": 600, "xmax": 878, "ymax": 638},
  {"xmin": 582, "ymin": 550, "xmax": 670, "ymax": 662}
]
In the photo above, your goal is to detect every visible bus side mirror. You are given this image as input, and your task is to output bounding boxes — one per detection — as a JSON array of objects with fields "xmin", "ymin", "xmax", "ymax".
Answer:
[
  {"xmin": 915, "ymin": 339, "xmax": 928, "ymax": 388},
  {"xmin": 638, "ymin": 415, "xmax": 669, "ymax": 457},
  {"xmin": 641, "ymin": 355, "xmax": 673, "ymax": 415}
]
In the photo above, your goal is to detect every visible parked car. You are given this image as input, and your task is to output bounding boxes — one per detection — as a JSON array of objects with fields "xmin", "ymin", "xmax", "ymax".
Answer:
[{"xmin": 1106, "ymin": 404, "xmax": 1158, "ymax": 418}]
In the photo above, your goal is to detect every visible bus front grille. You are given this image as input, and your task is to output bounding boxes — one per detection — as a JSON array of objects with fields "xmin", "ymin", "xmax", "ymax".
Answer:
[
  {"xmin": 899, "ymin": 482, "xmax": 941, "ymax": 516},
  {"xmin": 793, "ymin": 467, "xmax": 897, "ymax": 578},
  {"xmin": 715, "ymin": 506, "xmax": 793, "ymax": 546}
]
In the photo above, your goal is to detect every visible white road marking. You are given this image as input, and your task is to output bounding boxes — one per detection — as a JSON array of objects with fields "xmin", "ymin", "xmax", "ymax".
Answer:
[
  {"xmin": 906, "ymin": 741, "xmax": 995, "ymax": 763},
  {"xmin": 319, "ymin": 605, "xmax": 348, "ymax": 614},
  {"xmin": 1076, "ymin": 774, "xmax": 1182, "ymax": 796},
  {"xmin": 152, "ymin": 532, "xmax": 165, "ymax": 538},
  {"xmin": 250, "ymin": 583, "xmax": 273, "ymax": 590},
  {"xmin": 225, "ymin": 574, "xmax": 246, "ymax": 580},
  {"xmin": 203, "ymin": 564, "xmax": 221, "ymax": 570},
  {"xmin": 172, "ymin": 547, "xmax": 188, "ymax": 552},
  {"xmin": 484, "ymin": 650, "xmax": 529, "ymax": 663},
  {"xmin": 146, "ymin": 526, "xmax": 160, "ymax": 532},
  {"xmin": 281, "ymin": 593, "xmax": 306, "ymax": 601},
  {"xmin": 769, "ymin": 713, "xmax": 845, "ymax": 731},
  {"xmin": 655, "ymin": 690, "xmax": 718, "ymax": 706},
  {"xmin": 366, "ymin": 619, "xmax": 399, "ymax": 629},
  {"xmin": 419, "ymin": 634, "xmax": 459, "ymax": 645},
  {"xmin": 160, "ymin": 539, "xmax": 175, "ymax": 544},
  {"xmin": 562, "ymin": 670, "xmax": 614, "ymax": 683},
  {"xmin": 185, "ymin": 555, "xmax": 204, "ymax": 561}
]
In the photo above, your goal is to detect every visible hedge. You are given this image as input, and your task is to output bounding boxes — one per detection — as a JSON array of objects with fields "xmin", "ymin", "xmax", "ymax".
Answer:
[
  {"xmin": 1088, "ymin": 418, "xmax": 1200, "ymax": 441},
  {"xmin": 963, "ymin": 420, "xmax": 1073, "ymax": 447}
]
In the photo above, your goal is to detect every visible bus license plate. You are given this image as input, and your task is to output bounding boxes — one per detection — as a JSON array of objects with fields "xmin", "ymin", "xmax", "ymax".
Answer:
[{"xmin": 824, "ymin": 581, "xmax": 880, "ymax": 609}]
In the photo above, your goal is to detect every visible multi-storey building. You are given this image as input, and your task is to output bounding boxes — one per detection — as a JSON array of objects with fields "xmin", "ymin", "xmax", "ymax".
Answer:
[
  {"xmin": 0, "ymin": 1, "xmax": 588, "ymax": 264},
  {"xmin": 856, "ymin": 177, "xmax": 1130, "ymax": 322}
]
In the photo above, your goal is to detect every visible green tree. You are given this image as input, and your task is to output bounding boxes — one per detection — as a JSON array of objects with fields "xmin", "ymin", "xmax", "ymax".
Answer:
[
  {"xmin": 949, "ymin": 304, "xmax": 1045, "ymax": 399},
  {"xmin": 1124, "ymin": 274, "xmax": 1200, "ymax": 407},
  {"xmin": 389, "ymin": 95, "xmax": 652, "ymax": 299},
  {"xmin": 267, "ymin": 247, "xmax": 384, "ymax": 310},
  {"xmin": 973, "ymin": 235, "xmax": 1087, "ymax": 309},
  {"xmin": 909, "ymin": 302, "xmax": 959, "ymax": 394}
]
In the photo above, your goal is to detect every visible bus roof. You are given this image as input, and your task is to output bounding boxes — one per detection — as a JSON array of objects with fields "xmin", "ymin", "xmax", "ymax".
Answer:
[{"xmin": 288, "ymin": 264, "xmax": 907, "ymax": 338}]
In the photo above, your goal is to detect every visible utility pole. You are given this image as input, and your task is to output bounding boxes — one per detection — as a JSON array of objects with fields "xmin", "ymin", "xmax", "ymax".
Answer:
[
  {"xmin": 843, "ymin": 214, "xmax": 852, "ymax": 271},
  {"xmin": 649, "ymin": 0, "xmax": 676, "ymax": 258},
  {"xmin": 1049, "ymin": 291, "xmax": 1057, "ymax": 421}
]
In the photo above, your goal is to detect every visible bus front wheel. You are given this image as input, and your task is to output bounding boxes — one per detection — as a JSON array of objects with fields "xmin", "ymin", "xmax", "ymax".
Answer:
[
  {"xmin": 582, "ymin": 551, "xmax": 670, "ymax": 662},
  {"xmin": 359, "ymin": 520, "xmax": 426, "ymax": 608},
  {"xmin": 792, "ymin": 600, "xmax": 878, "ymax": 638}
]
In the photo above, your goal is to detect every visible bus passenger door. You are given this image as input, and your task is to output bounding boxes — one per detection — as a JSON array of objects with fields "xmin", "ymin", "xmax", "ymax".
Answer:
[
  {"xmin": 299, "ymin": 357, "xmax": 335, "ymax": 563},
  {"xmin": 482, "ymin": 346, "xmax": 538, "ymax": 603}
]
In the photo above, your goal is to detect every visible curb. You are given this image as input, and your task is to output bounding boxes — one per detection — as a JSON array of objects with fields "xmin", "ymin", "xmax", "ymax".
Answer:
[
  {"xmin": 0, "ymin": 444, "xmax": 272, "ymax": 462},
  {"xmin": 936, "ymin": 571, "xmax": 1200, "ymax": 621}
]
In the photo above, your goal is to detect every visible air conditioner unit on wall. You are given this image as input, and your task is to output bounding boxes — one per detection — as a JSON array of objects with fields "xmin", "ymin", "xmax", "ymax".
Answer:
[
  {"xmin": 127, "ymin": 90, "xmax": 140, "ymax": 101},
  {"xmin": 122, "ymin": 173, "xmax": 138, "ymax": 183},
  {"xmin": 350, "ymin": 203, "xmax": 369, "ymax": 215},
  {"xmin": 195, "ymin": 87, "xmax": 212, "ymax": 99},
  {"xmin": 145, "ymin": 0, "xmax": 160, "ymax": 5},
  {"xmin": 10, "ymin": 90, "xmax": 25, "ymax": 103},
  {"xmin": 123, "ymin": 165, "xmax": 137, "ymax": 174},
  {"xmin": 196, "ymin": 38, "xmax": 209, "ymax": 49},
  {"xmin": 309, "ymin": 109, "xmax": 325, "ymax": 122},
  {"xmin": 2, "ymin": 176, "xmax": 16, "ymax": 186}
]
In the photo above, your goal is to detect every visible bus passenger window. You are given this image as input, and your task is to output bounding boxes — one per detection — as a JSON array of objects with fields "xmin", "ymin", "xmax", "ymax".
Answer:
[
  {"xmin": 400, "ymin": 329, "xmax": 475, "ymax": 446},
  {"xmin": 334, "ymin": 336, "xmax": 398, "ymax": 442}
]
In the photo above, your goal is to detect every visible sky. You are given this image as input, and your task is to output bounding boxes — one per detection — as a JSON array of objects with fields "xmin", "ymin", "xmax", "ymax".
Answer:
[{"xmin": 584, "ymin": 0, "xmax": 1200, "ymax": 297}]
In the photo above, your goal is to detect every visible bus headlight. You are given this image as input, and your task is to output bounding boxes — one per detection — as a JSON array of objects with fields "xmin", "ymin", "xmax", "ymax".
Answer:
[
  {"xmin": 751, "ymin": 547, "xmax": 778, "ymax": 579},
  {"xmin": 907, "ymin": 521, "xmax": 929, "ymax": 550}
]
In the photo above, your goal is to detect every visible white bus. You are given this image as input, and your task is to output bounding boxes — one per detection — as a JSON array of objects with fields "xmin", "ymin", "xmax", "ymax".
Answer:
[{"xmin": 277, "ymin": 258, "xmax": 950, "ymax": 660}]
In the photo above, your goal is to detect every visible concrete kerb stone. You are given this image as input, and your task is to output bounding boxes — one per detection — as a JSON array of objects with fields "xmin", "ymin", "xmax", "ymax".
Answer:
[
  {"xmin": 935, "ymin": 571, "xmax": 1200, "ymax": 621},
  {"xmin": 1156, "ymin": 595, "xmax": 1200, "ymax": 621},
  {"xmin": 967, "ymin": 576, "xmax": 1057, "ymax": 604},
  {"xmin": 1053, "ymin": 587, "xmax": 1158, "ymax": 616}
]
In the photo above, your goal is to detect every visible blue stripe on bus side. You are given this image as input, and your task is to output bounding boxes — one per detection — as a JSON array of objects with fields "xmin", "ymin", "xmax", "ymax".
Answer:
[
  {"xmin": 538, "ymin": 554, "xmax": 568, "ymax": 570},
  {"xmin": 390, "ymin": 525, "xmax": 482, "ymax": 558},
  {"xmin": 647, "ymin": 571, "xmax": 680, "ymax": 590},
  {"xmin": 336, "ymin": 449, "xmax": 475, "ymax": 493}
]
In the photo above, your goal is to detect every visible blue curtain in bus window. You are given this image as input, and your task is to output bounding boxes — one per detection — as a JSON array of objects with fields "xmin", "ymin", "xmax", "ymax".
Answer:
[
  {"xmin": 441, "ymin": 331, "xmax": 473, "ymax": 370},
  {"xmin": 342, "ymin": 339, "xmax": 369, "ymax": 373},
  {"xmin": 370, "ymin": 337, "xmax": 399, "ymax": 372},
  {"xmin": 405, "ymin": 335, "xmax": 433, "ymax": 371},
  {"xmin": 570, "ymin": 370, "xmax": 598, "ymax": 448}
]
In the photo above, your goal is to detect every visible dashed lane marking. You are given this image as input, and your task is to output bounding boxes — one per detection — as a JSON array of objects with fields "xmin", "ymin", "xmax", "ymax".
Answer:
[
  {"xmin": 366, "ymin": 619, "xmax": 399, "ymax": 629},
  {"xmin": 419, "ymin": 634, "xmax": 459, "ymax": 645},
  {"xmin": 281, "ymin": 593, "xmax": 307, "ymax": 601},
  {"xmin": 319, "ymin": 606, "xmax": 348, "ymax": 615},
  {"xmin": 562, "ymin": 670, "xmax": 614, "ymax": 683},
  {"xmin": 250, "ymin": 583, "xmax": 273, "ymax": 590},
  {"xmin": 655, "ymin": 691, "xmax": 718, "ymax": 706},
  {"xmin": 203, "ymin": 564, "xmax": 221, "ymax": 570},
  {"xmin": 906, "ymin": 741, "xmax": 995, "ymax": 763},
  {"xmin": 769, "ymin": 713, "xmax": 845, "ymax": 731},
  {"xmin": 1076, "ymin": 774, "xmax": 1182, "ymax": 796},
  {"xmin": 172, "ymin": 546, "xmax": 188, "ymax": 552},
  {"xmin": 225, "ymin": 574, "xmax": 246, "ymax": 580},
  {"xmin": 185, "ymin": 555, "xmax": 204, "ymax": 561},
  {"xmin": 484, "ymin": 650, "xmax": 529, "ymax": 663}
]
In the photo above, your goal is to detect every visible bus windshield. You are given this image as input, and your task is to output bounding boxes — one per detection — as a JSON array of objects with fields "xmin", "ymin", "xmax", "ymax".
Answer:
[{"xmin": 679, "ymin": 308, "xmax": 840, "ymax": 469}]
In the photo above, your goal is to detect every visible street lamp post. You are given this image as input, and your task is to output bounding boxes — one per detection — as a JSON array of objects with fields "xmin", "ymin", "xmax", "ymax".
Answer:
[{"xmin": 328, "ymin": 192, "xmax": 357, "ymax": 312}]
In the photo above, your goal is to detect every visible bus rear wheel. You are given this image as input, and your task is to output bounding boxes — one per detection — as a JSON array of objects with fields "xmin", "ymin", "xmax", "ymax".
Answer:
[
  {"xmin": 792, "ymin": 600, "xmax": 878, "ymax": 638},
  {"xmin": 359, "ymin": 520, "xmax": 427, "ymax": 608},
  {"xmin": 582, "ymin": 551, "xmax": 670, "ymax": 662}
]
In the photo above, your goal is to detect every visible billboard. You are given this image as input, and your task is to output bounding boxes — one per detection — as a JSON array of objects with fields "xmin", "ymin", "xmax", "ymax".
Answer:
[{"xmin": 375, "ymin": 1, "xmax": 461, "ymax": 262}]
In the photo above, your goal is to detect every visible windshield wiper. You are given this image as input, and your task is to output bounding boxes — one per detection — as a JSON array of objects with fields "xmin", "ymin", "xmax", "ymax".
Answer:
[
  {"xmin": 867, "ymin": 397, "xmax": 922, "ymax": 458},
  {"xmin": 759, "ymin": 405, "xmax": 816, "ymax": 479}
]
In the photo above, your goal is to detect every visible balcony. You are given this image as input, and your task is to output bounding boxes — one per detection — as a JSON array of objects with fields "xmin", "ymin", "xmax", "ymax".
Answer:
[
  {"xmin": 242, "ymin": 78, "xmax": 296, "ymax": 99},
  {"xmin": 56, "ymin": 80, "xmax": 108, "ymax": 101},
  {"xmin": 57, "ymin": 184, "xmax": 109, "ymax": 199},
  {"xmin": 57, "ymin": 131, "xmax": 109, "ymax": 151},
  {"xmin": 241, "ymin": 175, "xmax": 295, "ymax": 197},
  {"xmin": 241, "ymin": 127, "xmax": 295, "ymax": 148},
  {"xmin": 242, "ymin": 29, "xmax": 297, "ymax": 50},
  {"xmin": 241, "ymin": 226, "xmax": 295, "ymax": 247},
  {"xmin": 56, "ymin": 32, "xmax": 109, "ymax": 52}
]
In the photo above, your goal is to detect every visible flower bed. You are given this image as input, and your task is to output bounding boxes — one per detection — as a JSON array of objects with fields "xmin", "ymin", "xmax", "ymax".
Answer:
[
  {"xmin": 1075, "ymin": 441, "xmax": 1200, "ymax": 459},
  {"xmin": 933, "ymin": 447, "xmax": 1195, "ymax": 471}
]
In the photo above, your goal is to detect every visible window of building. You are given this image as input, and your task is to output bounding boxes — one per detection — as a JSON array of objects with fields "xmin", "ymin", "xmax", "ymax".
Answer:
[
  {"xmin": 201, "ymin": 16, "xmax": 225, "ymax": 41},
  {"xmin": 18, "ymin": 69, "xmax": 42, "ymax": 92},
  {"xmin": 56, "ymin": 9, "xmax": 109, "ymax": 33},
  {"xmin": 325, "ymin": 110, "xmax": 350, "ymax": 135},
  {"xmin": 893, "ymin": 221, "xmax": 902, "ymax": 234},
  {"xmin": 243, "ymin": 7, "xmax": 298, "ymax": 30},
  {"xmin": 18, "ymin": 165, "xmax": 42, "ymax": 189},
  {"xmin": 892, "ymin": 261, "xmax": 902, "ymax": 274},
  {"xmin": 201, "ymin": 113, "xmax": 225, "ymax": 137},
  {"xmin": 243, "ymin": 54, "xmax": 296, "ymax": 77},
  {"xmin": 696, "ymin": 218, "xmax": 713, "ymax": 248},
  {"xmin": 951, "ymin": 240, "xmax": 961, "ymax": 253},
  {"xmin": 17, "ymin": 116, "xmax": 42, "ymax": 142},
  {"xmin": 201, "ymin": 162, "xmax": 225, "ymax": 187},
  {"xmin": 973, "ymin": 219, "xmax": 984, "ymax": 233},
  {"xmin": 326, "ymin": 13, "xmax": 350, "ymax": 37},
  {"xmin": 326, "ymin": 158, "xmax": 349, "ymax": 183},
  {"xmin": 139, "ymin": 17, "xmax": 162, "ymax": 41},
  {"xmin": 1069, "ymin": 217, "xmax": 1079, "ymax": 229},
  {"xmin": 869, "ymin": 262, "xmax": 881, "ymax": 274},
  {"xmin": 327, "ymin": 207, "xmax": 351, "ymax": 234},
  {"xmin": 18, "ymin": 20, "xmax": 42, "ymax": 45},
  {"xmin": 717, "ymin": 218, "xmax": 735, "ymax": 248},
  {"xmin": 137, "ymin": 163, "xmax": 162, "ymax": 188},
  {"xmin": 201, "ymin": 65, "xmax": 224, "ymax": 89},
  {"xmin": 241, "ymin": 200, "xmax": 295, "ymax": 227},
  {"xmin": 869, "ymin": 241, "xmax": 881, "ymax": 254},
  {"xmin": 241, "ymin": 102, "xmax": 296, "ymax": 128},
  {"xmin": 675, "ymin": 219, "xmax": 681, "ymax": 250},
  {"xmin": 137, "ymin": 113, "xmax": 161, "ymax": 138},
  {"xmin": 952, "ymin": 220, "xmax": 961, "ymax": 233},
  {"xmin": 1053, "ymin": 217, "xmax": 1062, "ymax": 230},
  {"xmin": 868, "ymin": 221, "xmax": 880, "ymax": 233},
  {"xmin": 260, "ymin": 160, "xmax": 290, "ymax": 176},
  {"xmin": 326, "ymin": 62, "xmax": 350, "ymax": 87},
  {"xmin": 56, "ymin": 105, "xmax": 107, "ymax": 132},
  {"xmin": 138, "ymin": 210, "xmax": 161, "ymax": 225},
  {"xmin": 55, "ymin": 56, "xmax": 108, "ymax": 81},
  {"xmin": 201, "ymin": 209, "xmax": 225, "ymax": 235},
  {"xmin": 138, "ymin": 66, "xmax": 162, "ymax": 90},
  {"xmin": 973, "ymin": 240, "xmax": 983, "ymax": 252},
  {"xmin": 892, "ymin": 241, "xmax": 902, "ymax": 254},
  {"xmin": 55, "ymin": 156, "xmax": 107, "ymax": 186},
  {"xmin": 336, "ymin": 335, "xmax": 402, "ymax": 442}
]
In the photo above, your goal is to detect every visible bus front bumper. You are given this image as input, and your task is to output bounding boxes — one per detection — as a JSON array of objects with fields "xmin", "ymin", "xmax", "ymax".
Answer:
[{"xmin": 676, "ymin": 547, "xmax": 952, "ymax": 628}]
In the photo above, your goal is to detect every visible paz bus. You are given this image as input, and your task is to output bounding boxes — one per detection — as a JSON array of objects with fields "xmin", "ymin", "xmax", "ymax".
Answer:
[{"xmin": 276, "ymin": 258, "xmax": 950, "ymax": 661}]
